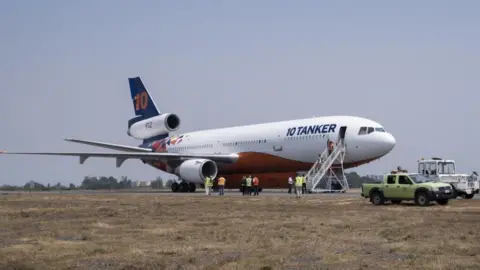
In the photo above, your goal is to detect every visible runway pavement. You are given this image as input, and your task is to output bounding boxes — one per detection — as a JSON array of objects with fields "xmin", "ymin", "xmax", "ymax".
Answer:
[
  {"xmin": 2, "ymin": 188, "xmax": 479, "ymax": 199},
  {"xmin": 1, "ymin": 188, "xmax": 361, "ymax": 197}
]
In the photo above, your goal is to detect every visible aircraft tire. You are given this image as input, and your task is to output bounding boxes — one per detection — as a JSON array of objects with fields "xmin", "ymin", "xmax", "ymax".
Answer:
[
  {"xmin": 171, "ymin": 182, "xmax": 179, "ymax": 192},
  {"xmin": 464, "ymin": 194, "xmax": 474, "ymax": 199},
  {"xmin": 188, "ymin": 183, "xmax": 196, "ymax": 192},
  {"xmin": 179, "ymin": 182, "xmax": 189, "ymax": 192}
]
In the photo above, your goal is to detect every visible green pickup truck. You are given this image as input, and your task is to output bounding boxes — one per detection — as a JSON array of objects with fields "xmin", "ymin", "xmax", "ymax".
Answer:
[{"xmin": 361, "ymin": 172, "xmax": 453, "ymax": 206}]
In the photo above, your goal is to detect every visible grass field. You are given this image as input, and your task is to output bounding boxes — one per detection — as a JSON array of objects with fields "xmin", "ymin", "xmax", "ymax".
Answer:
[{"xmin": 0, "ymin": 193, "xmax": 479, "ymax": 270}]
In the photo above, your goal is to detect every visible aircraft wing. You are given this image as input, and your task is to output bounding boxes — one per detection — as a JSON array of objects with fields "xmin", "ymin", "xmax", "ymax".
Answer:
[
  {"xmin": 0, "ymin": 151, "xmax": 239, "ymax": 168},
  {"xmin": 63, "ymin": 138, "xmax": 152, "ymax": 152}
]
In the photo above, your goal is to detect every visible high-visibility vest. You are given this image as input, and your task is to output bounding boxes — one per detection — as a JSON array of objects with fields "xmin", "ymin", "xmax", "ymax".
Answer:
[
  {"xmin": 302, "ymin": 177, "xmax": 306, "ymax": 184},
  {"xmin": 253, "ymin": 177, "xmax": 259, "ymax": 186},
  {"xmin": 205, "ymin": 177, "xmax": 211, "ymax": 186},
  {"xmin": 246, "ymin": 177, "xmax": 252, "ymax": 187},
  {"xmin": 218, "ymin": 177, "xmax": 226, "ymax": 186},
  {"xmin": 295, "ymin": 176, "xmax": 302, "ymax": 186}
]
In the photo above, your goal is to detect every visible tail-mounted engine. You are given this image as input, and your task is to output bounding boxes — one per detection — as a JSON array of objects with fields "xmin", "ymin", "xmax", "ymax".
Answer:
[{"xmin": 127, "ymin": 113, "xmax": 180, "ymax": 140}]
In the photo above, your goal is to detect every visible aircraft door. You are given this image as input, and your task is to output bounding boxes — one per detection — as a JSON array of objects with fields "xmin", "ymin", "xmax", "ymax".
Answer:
[
  {"xmin": 338, "ymin": 126, "xmax": 347, "ymax": 140},
  {"xmin": 273, "ymin": 134, "xmax": 283, "ymax": 152},
  {"xmin": 337, "ymin": 126, "xmax": 347, "ymax": 151}
]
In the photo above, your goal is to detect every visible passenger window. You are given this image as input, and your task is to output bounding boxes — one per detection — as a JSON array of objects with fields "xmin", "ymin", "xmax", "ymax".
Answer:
[
  {"xmin": 367, "ymin": 127, "xmax": 374, "ymax": 134},
  {"xmin": 398, "ymin": 176, "xmax": 412, "ymax": 185},
  {"xmin": 358, "ymin": 127, "xmax": 367, "ymax": 135},
  {"xmin": 387, "ymin": 175, "xmax": 395, "ymax": 184}
]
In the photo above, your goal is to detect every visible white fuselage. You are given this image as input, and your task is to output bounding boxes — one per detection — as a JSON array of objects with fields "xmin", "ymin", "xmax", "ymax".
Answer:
[
  {"xmin": 161, "ymin": 115, "xmax": 396, "ymax": 172},
  {"xmin": 0, "ymin": 76, "xmax": 397, "ymax": 191}
]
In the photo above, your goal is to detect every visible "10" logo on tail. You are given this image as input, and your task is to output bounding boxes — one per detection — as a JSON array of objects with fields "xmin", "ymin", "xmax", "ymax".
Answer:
[{"xmin": 134, "ymin": 91, "xmax": 149, "ymax": 110}]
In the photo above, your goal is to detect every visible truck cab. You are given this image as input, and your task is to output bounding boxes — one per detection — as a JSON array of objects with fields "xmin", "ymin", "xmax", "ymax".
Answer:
[
  {"xmin": 361, "ymin": 170, "xmax": 453, "ymax": 206},
  {"xmin": 417, "ymin": 158, "xmax": 479, "ymax": 199}
]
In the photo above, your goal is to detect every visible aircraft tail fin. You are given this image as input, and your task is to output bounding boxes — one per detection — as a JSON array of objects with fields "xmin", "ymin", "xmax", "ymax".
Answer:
[
  {"xmin": 127, "ymin": 77, "xmax": 169, "ymax": 145},
  {"xmin": 128, "ymin": 77, "xmax": 160, "ymax": 119}
]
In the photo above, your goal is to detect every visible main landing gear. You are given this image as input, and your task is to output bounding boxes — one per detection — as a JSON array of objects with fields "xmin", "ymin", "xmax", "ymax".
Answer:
[{"xmin": 171, "ymin": 180, "xmax": 196, "ymax": 193}]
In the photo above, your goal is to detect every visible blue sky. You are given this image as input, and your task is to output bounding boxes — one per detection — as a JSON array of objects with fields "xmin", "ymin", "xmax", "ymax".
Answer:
[{"xmin": 0, "ymin": 0, "xmax": 479, "ymax": 185}]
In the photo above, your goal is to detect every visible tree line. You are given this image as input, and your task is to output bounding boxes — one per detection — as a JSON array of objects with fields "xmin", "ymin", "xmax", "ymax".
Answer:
[
  {"xmin": 0, "ymin": 172, "xmax": 378, "ymax": 191},
  {"xmin": 344, "ymin": 171, "xmax": 380, "ymax": 188},
  {"xmin": 0, "ymin": 176, "xmax": 177, "ymax": 191}
]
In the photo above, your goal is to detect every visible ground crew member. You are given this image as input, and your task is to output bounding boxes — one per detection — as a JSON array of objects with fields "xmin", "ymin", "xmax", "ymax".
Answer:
[
  {"xmin": 205, "ymin": 176, "xmax": 212, "ymax": 195},
  {"xmin": 302, "ymin": 174, "xmax": 307, "ymax": 194},
  {"xmin": 328, "ymin": 139, "xmax": 334, "ymax": 155},
  {"xmin": 295, "ymin": 174, "xmax": 303, "ymax": 198},
  {"xmin": 288, "ymin": 176, "xmax": 293, "ymax": 194},
  {"xmin": 217, "ymin": 176, "xmax": 226, "ymax": 196},
  {"xmin": 246, "ymin": 175, "xmax": 252, "ymax": 195},
  {"xmin": 209, "ymin": 175, "xmax": 214, "ymax": 192},
  {"xmin": 241, "ymin": 176, "xmax": 247, "ymax": 195},
  {"xmin": 252, "ymin": 176, "xmax": 259, "ymax": 196}
]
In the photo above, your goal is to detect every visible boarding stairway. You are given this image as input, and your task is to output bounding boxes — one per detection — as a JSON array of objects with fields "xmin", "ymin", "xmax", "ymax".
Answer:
[{"xmin": 305, "ymin": 139, "xmax": 349, "ymax": 193}]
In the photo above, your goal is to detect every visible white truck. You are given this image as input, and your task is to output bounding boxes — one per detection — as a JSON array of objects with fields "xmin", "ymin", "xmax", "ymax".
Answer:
[{"xmin": 417, "ymin": 157, "xmax": 479, "ymax": 199}]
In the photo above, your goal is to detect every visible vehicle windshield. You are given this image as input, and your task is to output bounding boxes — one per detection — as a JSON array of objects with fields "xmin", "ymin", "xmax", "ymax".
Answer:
[
  {"xmin": 438, "ymin": 162, "xmax": 455, "ymax": 174},
  {"xmin": 409, "ymin": 174, "xmax": 433, "ymax": 183}
]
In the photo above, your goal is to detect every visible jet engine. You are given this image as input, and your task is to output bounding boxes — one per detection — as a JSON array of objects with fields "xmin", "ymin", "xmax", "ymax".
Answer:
[
  {"xmin": 176, "ymin": 159, "xmax": 218, "ymax": 184},
  {"xmin": 128, "ymin": 113, "xmax": 180, "ymax": 140}
]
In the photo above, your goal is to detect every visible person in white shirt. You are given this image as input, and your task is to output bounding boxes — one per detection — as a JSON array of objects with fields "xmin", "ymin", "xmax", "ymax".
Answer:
[{"xmin": 288, "ymin": 176, "xmax": 293, "ymax": 194}]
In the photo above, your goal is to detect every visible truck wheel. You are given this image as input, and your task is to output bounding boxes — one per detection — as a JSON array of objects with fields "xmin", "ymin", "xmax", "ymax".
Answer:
[
  {"xmin": 371, "ymin": 191, "xmax": 385, "ymax": 205},
  {"xmin": 436, "ymin": 199, "xmax": 449, "ymax": 205},
  {"xmin": 465, "ymin": 194, "xmax": 474, "ymax": 199},
  {"xmin": 391, "ymin": 200, "xmax": 402, "ymax": 204},
  {"xmin": 415, "ymin": 192, "xmax": 430, "ymax": 206}
]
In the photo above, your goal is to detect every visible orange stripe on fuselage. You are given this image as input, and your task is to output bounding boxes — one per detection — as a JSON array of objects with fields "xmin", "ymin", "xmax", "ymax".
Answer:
[
  {"xmin": 219, "ymin": 151, "xmax": 382, "ymax": 174},
  {"xmin": 219, "ymin": 152, "xmax": 313, "ymax": 174},
  {"xmin": 147, "ymin": 150, "xmax": 381, "ymax": 184}
]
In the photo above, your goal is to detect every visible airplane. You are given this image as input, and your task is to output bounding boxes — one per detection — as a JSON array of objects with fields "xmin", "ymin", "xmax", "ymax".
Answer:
[{"xmin": 1, "ymin": 77, "xmax": 396, "ymax": 192}]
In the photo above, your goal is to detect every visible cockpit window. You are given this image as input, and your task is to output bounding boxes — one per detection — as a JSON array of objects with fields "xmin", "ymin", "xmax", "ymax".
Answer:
[
  {"xmin": 359, "ymin": 126, "xmax": 386, "ymax": 135},
  {"xmin": 358, "ymin": 127, "xmax": 367, "ymax": 135}
]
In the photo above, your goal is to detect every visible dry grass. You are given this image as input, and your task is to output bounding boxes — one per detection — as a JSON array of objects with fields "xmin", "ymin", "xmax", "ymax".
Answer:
[{"xmin": 0, "ymin": 193, "xmax": 480, "ymax": 270}]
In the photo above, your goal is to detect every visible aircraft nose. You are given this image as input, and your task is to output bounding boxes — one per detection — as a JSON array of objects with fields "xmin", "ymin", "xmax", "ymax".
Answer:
[{"xmin": 382, "ymin": 133, "xmax": 396, "ymax": 153}]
